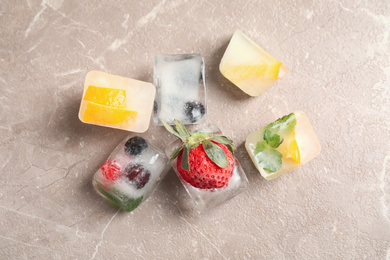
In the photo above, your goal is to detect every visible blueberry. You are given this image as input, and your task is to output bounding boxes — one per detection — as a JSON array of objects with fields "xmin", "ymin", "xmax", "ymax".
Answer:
[
  {"xmin": 124, "ymin": 136, "xmax": 148, "ymax": 156},
  {"xmin": 184, "ymin": 101, "xmax": 205, "ymax": 123},
  {"xmin": 125, "ymin": 164, "xmax": 151, "ymax": 189}
]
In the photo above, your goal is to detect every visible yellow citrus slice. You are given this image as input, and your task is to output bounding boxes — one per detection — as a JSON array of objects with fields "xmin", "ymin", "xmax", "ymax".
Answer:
[
  {"xmin": 83, "ymin": 102, "xmax": 137, "ymax": 126},
  {"xmin": 83, "ymin": 86, "xmax": 126, "ymax": 108},
  {"xmin": 223, "ymin": 62, "xmax": 281, "ymax": 82},
  {"xmin": 287, "ymin": 138, "xmax": 300, "ymax": 164},
  {"xmin": 277, "ymin": 131, "xmax": 300, "ymax": 165}
]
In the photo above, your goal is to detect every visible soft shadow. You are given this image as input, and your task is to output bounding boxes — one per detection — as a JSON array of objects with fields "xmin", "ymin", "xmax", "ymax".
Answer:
[
  {"xmin": 52, "ymin": 97, "xmax": 127, "ymax": 153},
  {"xmin": 235, "ymin": 142, "xmax": 263, "ymax": 185},
  {"xmin": 155, "ymin": 168, "xmax": 196, "ymax": 216}
]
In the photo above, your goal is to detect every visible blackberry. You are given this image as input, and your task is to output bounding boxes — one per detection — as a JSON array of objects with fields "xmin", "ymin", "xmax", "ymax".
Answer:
[
  {"xmin": 125, "ymin": 164, "xmax": 151, "ymax": 189},
  {"xmin": 124, "ymin": 136, "xmax": 148, "ymax": 156},
  {"xmin": 184, "ymin": 101, "xmax": 205, "ymax": 123}
]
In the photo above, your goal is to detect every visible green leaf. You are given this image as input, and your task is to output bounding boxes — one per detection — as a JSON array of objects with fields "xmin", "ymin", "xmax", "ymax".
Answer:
[
  {"xmin": 122, "ymin": 196, "xmax": 144, "ymax": 212},
  {"xmin": 174, "ymin": 119, "xmax": 190, "ymax": 139},
  {"xmin": 210, "ymin": 135, "xmax": 233, "ymax": 145},
  {"xmin": 161, "ymin": 119, "xmax": 184, "ymax": 141},
  {"xmin": 95, "ymin": 183, "xmax": 143, "ymax": 212},
  {"xmin": 227, "ymin": 144, "xmax": 235, "ymax": 156},
  {"xmin": 254, "ymin": 141, "xmax": 282, "ymax": 173},
  {"xmin": 210, "ymin": 136, "xmax": 235, "ymax": 155},
  {"xmin": 168, "ymin": 143, "xmax": 185, "ymax": 164},
  {"xmin": 263, "ymin": 129, "xmax": 282, "ymax": 148},
  {"xmin": 180, "ymin": 144, "xmax": 190, "ymax": 171},
  {"xmin": 264, "ymin": 113, "xmax": 297, "ymax": 139},
  {"xmin": 203, "ymin": 140, "xmax": 229, "ymax": 168},
  {"xmin": 96, "ymin": 182, "xmax": 121, "ymax": 208}
]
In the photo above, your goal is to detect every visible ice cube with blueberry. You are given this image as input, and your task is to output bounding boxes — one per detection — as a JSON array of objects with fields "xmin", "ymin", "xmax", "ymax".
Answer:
[
  {"xmin": 92, "ymin": 135, "xmax": 168, "ymax": 212},
  {"xmin": 153, "ymin": 54, "xmax": 206, "ymax": 125}
]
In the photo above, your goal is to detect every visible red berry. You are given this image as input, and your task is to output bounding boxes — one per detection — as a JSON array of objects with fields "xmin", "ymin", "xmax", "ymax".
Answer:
[
  {"xmin": 100, "ymin": 160, "xmax": 121, "ymax": 182},
  {"xmin": 162, "ymin": 119, "xmax": 236, "ymax": 190},
  {"xmin": 125, "ymin": 164, "xmax": 151, "ymax": 189},
  {"xmin": 177, "ymin": 142, "xmax": 234, "ymax": 189}
]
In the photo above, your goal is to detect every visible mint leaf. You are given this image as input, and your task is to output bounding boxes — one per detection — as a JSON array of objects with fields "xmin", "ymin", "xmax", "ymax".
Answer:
[
  {"xmin": 95, "ymin": 183, "xmax": 143, "ymax": 212},
  {"xmin": 254, "ymin": 141, "xmax": 282, "ymax": 173},
  {"xmin": 122, "ymin": 196, "xmax": 143, "ymax": 212},
  {"xmin": 96, "ymin": 182, "xmax": 121, "ymax": 208},
  {"xmin": 264, "ymin": 113, "xmax": 297, "ymax": 139},
  {"xmin": 263, "ymin": 129, "xmax": 282, "ymax": 148}
]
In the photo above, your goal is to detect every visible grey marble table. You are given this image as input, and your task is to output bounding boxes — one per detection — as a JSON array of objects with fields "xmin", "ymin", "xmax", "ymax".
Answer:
[{"xmin": 1, "ymin": 1, "xmax": 389, "ymax": 259}]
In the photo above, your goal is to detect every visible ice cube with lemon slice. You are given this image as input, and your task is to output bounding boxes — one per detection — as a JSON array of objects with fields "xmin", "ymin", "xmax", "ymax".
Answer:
[
  {"xmin": 79, "ymin": 71, "xmax": 155, "ymax": 133},
  {"xmin": 219, "ymin": 29, "xmax": 288, "ymax": 96},
  {"xmin": 245, "ymin": 111, "xmax": 321, "ymax": 180}
]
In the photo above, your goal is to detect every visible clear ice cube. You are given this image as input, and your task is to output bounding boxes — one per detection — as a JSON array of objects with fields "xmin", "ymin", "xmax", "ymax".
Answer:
[
  {"xmin": 219, "ymin": 29, "xmax": 288, "ymax": 96},
  {"xmin": 92, "ymin": 134, "xmax": 169, "ymax": 212},
  {"xmin": 153, "ymin": 54, "xmax": 207, "ymax": 125},
  {"xmin": 79, "ymin": 71, "xmax": 156, "ymax": 133},
  {"xmin": 165, "ymin": 124, "xmax": 248, "ymax": 212},
  {"xmin": 245, "ymin": 111, "xmax": 321, "ymax": 180}
]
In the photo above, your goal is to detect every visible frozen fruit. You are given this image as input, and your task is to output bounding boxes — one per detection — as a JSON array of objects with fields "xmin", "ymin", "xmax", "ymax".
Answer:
[
  {"xmin": 93, "ymin": 134, "xmax": 169, "ymax": 212},
  {"xmin": 83, "ymin": 86, "xmax": 126, "ymax": 108},
  {"xmin": 184, "ymin": 101, "xmax": 206, "ymax": 123},
  {"xmin": 125, "ymin": 164, "xmax": 151, "ymax": 189},
  {"xmin": 245, "ymin": 111, "xmax": 321, "ymax": 180},
  {"xmin": 177, "ymin": 141, "xmax": 234, "ymax": 189},
  {"xmin": 124, "ymin": 136, "xmax": 148, "ymax": 156},
  {"xmin": 276, "ymin": 131, "xmax": 300, "ymax": 164},
  {"xmin": 79, "ymin": 71, "xmax": 156, "ymax": 132},
  {"xmin": 219, "ymin": 29, "xmax": 288, "ymax": 96},
  {"xmin": 162, "ymin": 119, "xmax": 235, "ymax": 189},
  {"xmin": 100, "ymin": 160, "xmax": 121, "ymax": 182},
  {"xmin": 153, "ymin": 54, "xmax": 206, "ymax": 125},
  {"xmin": 82, "ymin": 102, "xmax": 138, "ymax": 126}
]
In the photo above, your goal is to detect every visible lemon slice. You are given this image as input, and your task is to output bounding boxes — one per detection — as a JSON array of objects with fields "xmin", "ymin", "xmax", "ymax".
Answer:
[
  {"xmin": 83, "ymin": 86, "xmax": 126, "ymax": 108},
  {"xmin": 287, "ymin": 138, "xmax": 300, "ymax": 164},
  {"xmin": 83, "ymin": 102, "xmax": 137, "ymax": 126},
  {"xmin": 223, "ymin": 63, "xmax": 281, "ymax": 83},
  {"xmin": 277, "ymin": 131, "xmax": 301, "ymax": 165}
]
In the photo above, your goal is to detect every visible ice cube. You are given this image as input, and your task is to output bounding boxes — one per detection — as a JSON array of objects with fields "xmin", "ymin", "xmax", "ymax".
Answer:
[
  {"xmin": 92, "ymin": 134, "xmax": 169, "ymax": 212},
  {"xmin": 153, "ymin": 54, "xmax": 207, "ymax": 125},
  {"xmin": 79, "ymin": 71, "xmax": 156, "ymax": 133},
  {"xmin": 219, "ymin": 29, "xmax": 288, "ymax": 96},
  {"xmin": 165, "ymin": 123, "xmax": 248, "ymax": 212},
  {"xmin": 245, "ymin": 111, "xmax": 321, "ymax": 180}
]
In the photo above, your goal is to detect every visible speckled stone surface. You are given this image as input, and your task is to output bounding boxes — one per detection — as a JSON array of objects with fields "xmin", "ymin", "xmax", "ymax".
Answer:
[{"xmin": 1, "ymin": 1, "xmax": 390, "ymax": 259}]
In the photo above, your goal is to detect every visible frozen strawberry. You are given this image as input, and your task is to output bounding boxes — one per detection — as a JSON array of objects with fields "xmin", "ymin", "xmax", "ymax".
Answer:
[
  {"xmin": 100, "ymin": 160, "xmax": 121, "ymax": 182},
  {"xmin": 162, "ymin": 119, "xmax": 235, "ymax": 189}
]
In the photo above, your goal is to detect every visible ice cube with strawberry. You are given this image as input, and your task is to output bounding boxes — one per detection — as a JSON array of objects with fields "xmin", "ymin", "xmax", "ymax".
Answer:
[
  {"xmin": 163, "ymin": 119, "xmax": 248, "ymax": 212},
  {"xmin": 92, "ymin": 135, "xmax": 168, "ymax": 212}
]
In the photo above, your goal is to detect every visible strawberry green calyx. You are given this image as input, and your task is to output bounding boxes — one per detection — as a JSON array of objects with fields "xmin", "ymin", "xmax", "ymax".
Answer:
[{"xmin": 162, "ymin": 119, "xmax": 235, "ymax": 171}]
